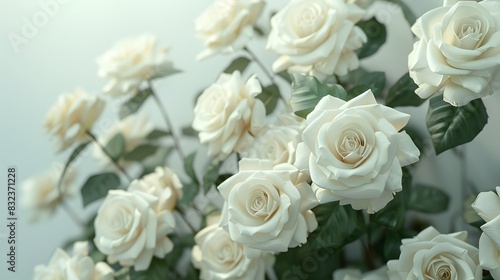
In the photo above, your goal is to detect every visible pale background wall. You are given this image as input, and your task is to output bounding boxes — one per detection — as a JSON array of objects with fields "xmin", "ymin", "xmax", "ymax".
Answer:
[{"xmin": 1, "ymin": 0, "xmax": 500, "ymax": 279}]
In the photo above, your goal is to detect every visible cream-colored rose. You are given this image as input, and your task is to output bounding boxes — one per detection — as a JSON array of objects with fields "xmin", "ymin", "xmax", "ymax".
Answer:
[
  {"xmin": 408, "ymin": 0, "xmax": 500, "ymax": 107},
  {"xmin": 387, "ymin": 226, "xmax": 481, "ymax": 280},
  {"xmin": 294, "ymin": 90, "xmax": 420, "ymax": 213},
  {"xmin": 195, "ymin": 0, "xmax": 264, "ymax": 60},
  {"xmin": 98, "ymin": 35, "xmax": 176, "ymax": 97},
  {"xmin": 192, "ymin": 224, "xmax": 275, "ymax": 280},
  {"xmin": 334, "ymin": 266, "xmax": 389, "ymax": 280},
  {"xmin": 218, "ymin": 159, "xmax": 319, "ymax": 253},
  {"xmin": 93, "ymin": 114, "xmax": 154, "ymax": 167},
  {"xmin": 21, "ymin": 167, "xmax": 75, "ymax": 222},
  {"xmin": 94, "ymin": 190, "xmax": 175, "ymax": 271},
  {"xmin": 192, "ymin": 71, "xmax": 266, "ymax": 158},
  {"xmin": 266, "ymin": 0, "xmax": 367, "ymax": 80},
  {"xmin": 247, "ymin": 113, "xmax": 305, "ymax": 165},
  {"xmin": 128, "ymin": 166, "xmax": 183, "ymax": 212},
  {"xmin": 44, "ymin": 88, "xmax": 104, "ymax": 152},
  {"xmin": 34, "ymin": 241, "xmax": 114, "ymax": 280},
  {"xmin": 472, "ymin": 186, "xmax": 500, "ymax": 279}
]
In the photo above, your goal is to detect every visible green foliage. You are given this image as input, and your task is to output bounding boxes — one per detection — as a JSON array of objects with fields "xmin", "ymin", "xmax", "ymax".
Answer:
[
  {"xmin": 81, "ymin": 172, "xmax": 121, "ymax": 207},
  {"xmin": 385, "ymin": 0, "xmax": 417, "ymax": 26},
  {"xmin": 257, "ymin": 84, "xmax": 280, "ymax": 115},
  {"xmin": 150, "ymin": 67, "xmax": 181, "ymax": 80},
  {"xmin": 182, "ymin": 126, "xmax": 198, "ymax": 137},
  {"xmin": 223, "ymin": 57, "xmax": 251, "ymax": 74},
  {"xmin": 184, "ymin": 152, "xmax": 199, "ymax": 185},
  {"xmin": 356, "ymin": 17, "xmax": 387, "ymax": 59},
  {"xmin": 123, "ymin": 144, "xmax": 160, "ymax": 161},
  {"xmin": 203, "ymin": 160, "xmax": 222, "ymax": 192},
  {"xmin": 386, "ymin": 73, "xmax": 425, "ymax": 107},
  {"xmin": 426, "ymin": 96, "xmax": 488, "ymax": 155},
  {"xmin": 146, "ymin": 129, "xmax": 171, "ymax": 140},
  {"xmin": 308, "ymin": 202, "xmax": 366, "ymax": 250},
  {"xmin": 407, "ymin": 184, "xmax": 450, "ymax": 213},
  {"xmin": 178, "ymin": 182, "xmax": 200, "ymax": 210},
  {"xmin": 340, "ymin": 68, "xmax": 386, "ymax": 98},
  {"xmin": 141, "ymin": 146, "xmax": 172, "ymax": 176},
  {"xmin": 119, "ymin": 87, "xmax": 153, "ymax": 119},
  {"xmin": 277, "ymin": 70, "xmax": 292, "ymax": 83},
  {"xmin": 104, "ymin": 133, "xmax": 125, "ymax": 161},
  {"xmin": 129, "ymin": 257, "xmax": 178, "ymax": 280},
  {"xmin": 58, "ymin": 141, "xmax": 90, "ymax": 191},
  {"xmin": 290, "ymin": 74, "xmax": 347, "ymax": 118}
]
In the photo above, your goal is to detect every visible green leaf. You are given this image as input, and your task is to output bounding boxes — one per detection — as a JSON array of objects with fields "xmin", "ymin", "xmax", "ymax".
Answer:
[
  {"xmin": 123, "ymin": 144, "xmax": 159, "ymax": 161},
  {"xmin": 215, "ymin": 173, "xmax": 233, "ymax": 186},
  {"xmin": 182, "ymin": 125, "xmax": 198, "ymax": 137},
  {"xmin": 104, "ymin": 133, "xmax": 125, "ymax": 161},
  {"xmin": 277, "ymin": 71, "xmax": 292, "ymax": 83},
  {"xmin": 426, "ymin": 96, "xmax": 488, "ymax": 154},
  {"xmin": 178, "ymin": 182, "xmax": 200, "ymax": 210},
  {"xmin": 357, "ymin": 17, "xmax": 387, "ymax": 59},
  {"xmin": 146, "ymin": 129, "xmax": 170, "ymax": 140},
  {"xmin": 119, "ymin": 87, "xmax": 153, "ymax": 119},
  {"xmin": 141, "ymin": 146, "xmax": 172, "ymax": 175},
  {"xmin": 383, "ymin": 231, "xmax": 402, "ymax": 261},
  {"xmin": 81, "ymin": 172, "xmax": 121, "ymax": 207},
  {"xmin": 290, "ymin": 74, "xmax": 347, "ymax": 118},
  {"xmin": 203, "ymin": 160, "xmax": 222, "ymax": 193},
  {"xmin": 129, "ymin": 257, "xmax": 176, "ymax": 280},
  {"xmin": 408, "ymin": 184, "xmax": 449, "ymax": 213},
  {"xmin": 150, "ymin": 67, "xmax": 181, "ymax": 80},
  {"xmin": 308, "ymin": 202, "xmax": 365, "ymax": 250},
  {"xmin": 223, "ymin": 57, "xmax": 251, "ymax": 74},
  {"xmin": 257, "ymin": 84, "xmax": 280, "ymax": 115},
  {"xmin": 341, "ymin": 68, "xmax": 386, "ymax": 97},
  {"xmin": 385, "ymin": 0, "xmax": 417, "ymax": 26},
  {"xmin": 253, "ymin": 25, "xmax": 265, "ymax": 36},
  {"xmin": 373, "ymin": 192, "xmax": 406, "ymax": 230},
  {"xmin": 58, "ymin": 141, "xmax": 90, "ymax": 190},
  {"xmin": 184, "ymin": 152, "xmax": 199, "ymax": 185},
  {"xmin": 386, "ymin": 73, "xmax": 424, "ymax": 107}
]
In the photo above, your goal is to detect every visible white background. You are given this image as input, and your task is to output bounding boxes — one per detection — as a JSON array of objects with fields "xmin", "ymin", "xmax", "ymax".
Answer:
[{"xmin": 1, "ymin": 0, "xmax": 500, "ymax": 279}]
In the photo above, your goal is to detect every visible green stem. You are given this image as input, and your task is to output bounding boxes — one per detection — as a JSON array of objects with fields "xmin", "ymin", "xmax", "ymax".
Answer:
[
  {"xmin": 148, "ymin": 82, "xmax": 186, "ymax": 160},
  {"xmin": 86, "ymin": 131, "xmax": 133, "ymax": 182},
  {"xmin": 175, "ymin": 206, "xmax": 197, "ymax": 233}
]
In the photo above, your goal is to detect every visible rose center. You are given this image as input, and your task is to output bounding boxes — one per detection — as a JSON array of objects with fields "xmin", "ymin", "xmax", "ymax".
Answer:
[
  {"xmin": 246, "ymin": 189, "xmax": 279, "ymax": 221},
  {"xmin": 453, "ymin": 16, "xmax": 487, "ymax": 49},
  {"xmin": 336, "ymin": 128, "xmax": 368, "ymax": 164},
  {"xmin": 427, "ymin": 258, "xmax": 456, "ymax": 280},
  {"xmin": 216, "ymin": 242, "xmax": 236, "ymax": 264},
  {"xmin": 291, "ymin": 2, "xmax": 326, "ymax": 38}
]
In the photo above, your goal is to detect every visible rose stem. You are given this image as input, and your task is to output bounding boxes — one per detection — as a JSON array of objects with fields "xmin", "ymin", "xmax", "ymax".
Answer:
[
  {"xmin": 60, "ymin": 199, "xmax": 85, "ymax": 228},
  {"xmin": 243, "ymin": 46, "xmax": 285, "ymax": 101},
  {"xmin": 86, "ymin": 131, "xmax": 133, "ymax": 183},
  {"xmin": 148, "ymin": 81, "xmax": 186, "ymax": 160},
  {"xmin": 175, "ymin": 206, "xmax": 197, "ymax": 233}
]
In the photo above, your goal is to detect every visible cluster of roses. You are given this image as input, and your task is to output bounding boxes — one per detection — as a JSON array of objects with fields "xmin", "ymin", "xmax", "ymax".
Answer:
[{"xmin": 28, "ymin": 0, "xmax": 500, "ymax": 279}]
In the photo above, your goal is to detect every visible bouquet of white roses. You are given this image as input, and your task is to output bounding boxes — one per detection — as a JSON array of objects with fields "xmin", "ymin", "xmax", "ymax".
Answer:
[{"xmin": 25, "ymin": 0, "xmax": 500, "ymax": 279}]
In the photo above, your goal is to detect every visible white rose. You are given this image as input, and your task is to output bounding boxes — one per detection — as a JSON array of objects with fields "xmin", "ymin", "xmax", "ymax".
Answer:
[
  {"xmin": 294, "ymin": 90, "xmax": 420, "ymax": 213},
  {"xmin": 34, "ymin": 241, "xmax": 114, "ymax": 280},
  {"xmin": 334, "ymin": 266, "xmax": 389, "ymax": 280},
  {"xmin": 21, "ymin": 167, "xmax": 75, "ymax": 222},
  {"xmin": 195, "ymin": 0, "xmax": 264, "ymax": 60},
  {"xmin": 247, "ymin": 113, "xmax": 305, "ymax": 165},
  {"xmin": 192, "ymin": 224, "xmax": 275, "ymax": 280},
  {"xmin": 471, "ymin": 186, "xmax": 500, "ymax": 279},
  {"xmin": 93, "ymin": 114, "xmax": 154, "ymax": 167},
  {"xmin": 44, "ymin": 88, "xmax": 104, "ymax": 152},
  {"xmin": 94, "ymin": 190, "xmax": 175, "ymax": 271},
  {"xmin": 408, "ymin": 0, "xmax": 500, "ymax": 107},
  {"xmin": 266, "ymin": 0, "xmax": 367, "ymax": 80},
  {"xmin": 98, "ymin": 35, "xmax": 176, "ymax": 97},
  {"xmin": 218, "ymin": 159, "xmax": 319, "ymax": 253},
  {"xmin": 192, "ymin": 71, "xmax": 266, "ymax": 158},
  {"xmin": 387, "ymin": 226, "xmax": 481, "ymax": 280},
  {"xmin": 128, "ymin": 166, "xmax": 183, "ymax": 212}
]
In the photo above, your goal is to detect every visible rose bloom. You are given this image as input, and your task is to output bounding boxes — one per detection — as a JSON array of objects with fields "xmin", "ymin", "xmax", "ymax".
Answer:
[
  {"xmin": 387, "ymin": 226, "xmax": 481, "ymax": 280},
  {"xmin": 192, "ymin": 71, "xmax": 265, "ymax": 158},
  {"xmin": 408, "ymin": 0, "xmax": 500, "ymax": 106},
  {"xmin": 472, "ymin": 186, "xmax": 500, "ymax": 279},
  {"xmin": 192, "ymin": 223, "xmax": 275, "ymax": 280},
  {"xmin": 218, "ymin": 159, "xmax": 319, "ymax": 253},
  {"xmin": 295, "ymin": 90, "xmax": 420, "ymax": 213},
  {"xmin": 247, "ymin": 113, "xmax": 305, "ymax": 165},
  {"xmin": 334, "ymin": 266, "xmax": 389, "ymax": 280},
  {"xmin": 266, "ymin": 0, "xmax": 367, "ymax": 80},
  {"xmin": 44, "ymin": 88, "xmax": 104, "ymax": 152},
  {"xmin": 94, "ymin": 190, "xmax": 175, "ymax": 271},
  {"xmin": 98, "ymin": 35, "xmax": 176, "ymax": 97},
  {"xmin": 93, "ymin": 114, "xmax": 154, "ymax": 167},
  {"xmin": 34, "ymin": 241, "xmax": 114, "ymax": 280},
  {"xmin": 21, "ymin": 167, "xmax": 75, "ymax": 222},
  {"xmin": 195, "ymin": 0, "xmax": 264, "ymax": 60},
  {"xmin": 128, "ymin": 166, "xmax": 183, "ymax": 212}
]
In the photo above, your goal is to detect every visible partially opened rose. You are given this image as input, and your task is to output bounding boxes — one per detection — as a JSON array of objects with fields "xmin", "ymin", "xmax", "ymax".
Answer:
[
  {"xmin": 472, "ymin": 186, "xmax": 500, "ymax": 279},
  {"xmin": 266, "ymin": 0, "xmax": 367, "ymax": 80},
  {"xmin": 408, "ymin": 0, "xmax": 500, "ymax": 106},
  {"xmin": 195, "ymin": 0, "xmax": 264, "ymax": 60},
  {"xmin": 218, "ymin": 159, "xmax": 318, "ymax": 253},
  {"xmin": 387, "ymin": 226, "xmax": 481, "ymax": 280},
  {"xmin": 295, "ymin": 90, "xmax": 420, "ymax": 213}
]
